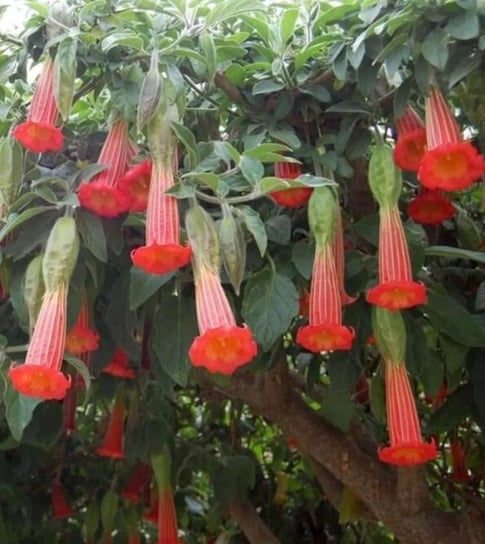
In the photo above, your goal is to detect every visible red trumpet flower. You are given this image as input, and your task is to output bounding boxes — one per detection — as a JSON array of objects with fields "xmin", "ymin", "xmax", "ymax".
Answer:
[
  {"xmin": 366, "ymin": 206, "xmax": 427, "ymax": 310},
  {"xmin": 65, "ymin": 296, "xmax": 99, "ymax": 355},
  {"xmin": 122, "ymin": 463, "xmax": 151, "ymax": 503},
  {"xmin": 51, "ymin": 481, "xmax": 74, "ymax": 520},
  {"xmin": 119, "ymin": 160, "xmax": 153, "ymax": 212},
  {"xmin": 96, "ymin": 398, "xmax": 125, "ymax": 459},
  {"xmin": 101, "ymin": 348, "xmax": 135, "ymax": 379},
  {"xmin": 131, "ymin": 159, "xmax": 191, "ymax": 275},
  {"xmin": 78, "ymin": 119, "xmax": 134, "ymax": 217},
  {"xmin": 419, "ymin": 86, "xmax": 485, "ymax": 191},
  {"xmin": 13, "ymin": 57, "xmax": 63, "ymax": 153},
  {"xmin": 393, "ymin": 106, "xmax": 427, "ymax": 172},
  {"xmin": 407, "ymin": 188, "xmax": 455, "ymax": 225},
  {"xmin": 270, "ymin": 162, "xmax": 313, "ymax": 207},
  {"xmin": 379, "ymin": 363, "xmax": 436, "ymax": 466},
  {"xmin": 9, "ymin": 283, "xmax": 71, "ymax": 400},
  {"xmin": 189, "ymin": 264, "xmax": 257, "ymax": 374}
]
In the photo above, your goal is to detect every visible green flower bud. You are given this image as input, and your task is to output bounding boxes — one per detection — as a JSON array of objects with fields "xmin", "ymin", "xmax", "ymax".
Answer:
[
  {"xmin": 308, "ymin": 186, "xmax": 337, "ymax": 248},
  {"xmin": 368, "ymin": 145, "xmax": 402, "ymax": 207},
  {"xmin": 372, "ymin": 307, "xmax": 406, "ymax": 364},
  {"xmin": 100, "ymin": 490, "xmax": 118, "ymax": 536},
  {"xmin": 218, "ymin": 207, "xmax": 246, "ymax": 295},
  {"xmin": 185, "ymin": 204, "xmax": 220, "ymax": 272},
  {"xmin": 24, "ymin": 255, "xmax": 45, "ymax": 334},
  {"xmin": 151, "ymin": 445, "xmax": 172, "ymax": 492},
  {"xmin": 43, "ymin": 217, "xmax": 79, "ymax": 292},
  {"xmin": 0, "ymin": 138, "xmax": 23, "ymax": 209}
]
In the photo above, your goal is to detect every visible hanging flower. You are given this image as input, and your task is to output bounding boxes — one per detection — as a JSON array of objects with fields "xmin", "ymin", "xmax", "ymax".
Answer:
[
  {"xmin": 101, "ymin": 348, "xmax": 135, "ymax": 379},
  {"xmin": 393, "ymin": 106, "xmax": 427, "ymax": 172},
  {"xmin": 418, "ymin": 86, "xmax": 485, "ymax": 191},
  {"xmin": 131, "ymin": 137, "xmax": 191, "ymax": 275},
  {"xmin": 407, "ymin": 188, "xmax": 455, "ymax": 225},
  {"xmin": 296, "ymin": 188, "xmax": 355, "ymax": 353},
  {"xmin": 96, "ymin": 398, "xmax": 125, "ymax": 459},
  {"xmin": 65, "ymin": 296, "xmax": 99, "ymax": 355},
  {"xmin": 450, "ymin": 440, "xmax": 469, "ymax": 483},
  {"xmin": 143, "ymin": 493, "xmax": 159, "ymax": 525},
  {"xmin": 366, "ymin": 206, "xmax": 427, "ymax": 310},
  {"xmin": 122, "ymin": 463, "xmax": 151, "ymax": 503},
  {"xmin": 9, "ymin": 284, "xmax": 71, "ymax": 400},
  {"xmin": 119, "ymin": 160, "xmax": 153, "ymax": 212},
  {"xmin": 270, "ymin": 161, "xmax": 313, "ymax": 207},
  {"xmin": 379, "ymin": 363, "xmax": 437, "ymax": 466},
  {"xmin": 13, "ymin": 57, "xmax": 63, "ymax": 153},
  {"xmin": 78, "ymin": 118, "xmax": 134, "ymax": 217},
  {"xmin": 51, "ymin": 481, "xmax": 74, "ymax": 520},
  {"xmin": 188, "ymin": 265, "xmax": 258, "ymax": 374}
]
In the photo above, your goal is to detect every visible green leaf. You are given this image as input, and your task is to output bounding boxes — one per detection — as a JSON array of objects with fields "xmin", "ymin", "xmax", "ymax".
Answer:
[
  {"xmin": 448, "ymin": 52, "xmax": 481, "ymax": 88},
  {"xmin": 425, "ymin": 384, "xmax": 472, "ymax": 434},
  {"xmin": 129, "ymin": 267, "xmax": 173, "ymax": 310},
  {"xmin": 0, "ymin": 206, "xmax": 56, "ymax": 244},
  {"xmin": 242, "ymin": 267, "xmax": 298, "ymax": 351},
  {"xmin": 234, "ymin": 206, "xmax": 267, "ymax": 256},
  {"xmin": 292, "ymin": 240, "xmax": 315, "ymax": 280},
  {"xmin": 205, "ymin": 0, "xmax": 264, "ymax": 26},
  {"xmin": 440, "ymin": 335, "xmax": 468, "ymax": 379},
  {"xmin": 468, "ymin": 349, "xmax": 485, "ymax": 432},
  {"xmin": 151, "ymin": 293, "xmax": 198, "ymax": 386},
  {"xmin": 244, "ymin": 142, "xmax": 291, "ymax": 161},
  {"xmin": 424, "ymin": 291, "xmax": 485, "ymax": 347},
  {"xmin": 252, "ymin": 79, "xmax": 285, "ymax": 95},
  {"xmin": 239, "ymin": 155, "xmax": 264, "ymax": 184},
  {"xmin": 183, "ymin": 172, "xmax": 221, "ymax": 191},
  {"xmin": 325, "ymin": 101, "xmax": 371, "ymax": 115},
  {"xmin": 280, "ymin": 8, "xmax": 299, "ymax": 44},
  {"xmin": 210, "ymin": 455, "xmax": 256, "ymax": 504},
  {"xmin": 199, "ymin": 32, "xmax": 216, "ymax": 81},
  {"xmin": 64, "ymin": 354, "xmax": 91, "ymax": 394},
  {"xmin": 2, "ymin": 374, "xmax": 42, "ymax": 441},
  {"xmin": 101, "ymin": 31, "xmax": 144, "ymax": 53},
  {"xmin": 425, "ymin": 245, "xmax": 485, "ymax": 263},
  {"xmin": 321, "ymin": 387, "xmax": 357, "ymax": 432},
  {"xmin": 171, "ymin": 122, "xmax": 200, "ymax": 169},
  {"xmin": 421, "ymin": 28, "xmax": 449, "ymax": 70},
  {"xmin": 445, "ymin": 10, "xmax": 479, "ymax": 39},
  {"xmin": 76, "ymin": 209, "xmax": 107, "ymax": 263}
]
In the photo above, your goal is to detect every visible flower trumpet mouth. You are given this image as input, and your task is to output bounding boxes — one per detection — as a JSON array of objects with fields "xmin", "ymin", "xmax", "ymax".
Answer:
[{"xmin": 8, "ymin": 364, "xmax": 71, "ymax": 400}]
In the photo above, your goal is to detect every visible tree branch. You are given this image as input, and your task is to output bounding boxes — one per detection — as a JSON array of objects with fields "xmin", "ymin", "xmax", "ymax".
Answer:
[
  {"xmin": 229, "ymin": 498, "xmax": 281, "ymax": 544},
  {"xmin": 207, "ymin": 363, "xmax": 485, "ymax": 544}
]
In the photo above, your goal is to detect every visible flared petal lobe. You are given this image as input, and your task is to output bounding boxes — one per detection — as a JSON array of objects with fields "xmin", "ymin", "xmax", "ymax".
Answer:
[
  {"xmin": 296, "ymin": 323, "xmax": 355, "ymax": 352},
  {"xmin": 393, "ymin": 128, "xmax": 427, "ymax": 172},
  {"xmin": 13, "ymin": 122, "xmax": 63, "ymax": 153},
  {"xmin": 9, "ymin": 365, "xmax": 71, "ymax": 400},
  {"xmin": 131, "ymin": 243, "xmax": 191, "ymax": 276},
  {"xmin": 189, "ymin": 325, "xmax": 257, "ymax": 375},
  {"xmin": 367, "ymin": 280, "xmax": 427, "ymax": 311},
  {"xmin": 407, "ymin": 189, "xmax": 455, "ymax": 225},
  {"xmin": 78, "ymin": 183, "xmax": 131, "ymax": 217},
  {"xmin": 101, "ymin": 348, "xmax": 135, "ymax": 379},
  {"xmin": 65, "ymin": 324, "xmax": 99, "ymax": 355}
]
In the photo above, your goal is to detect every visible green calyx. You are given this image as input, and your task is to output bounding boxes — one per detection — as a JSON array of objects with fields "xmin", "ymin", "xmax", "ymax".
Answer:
[
  {"xmin": 218, "ymin": 204, "xmax": 246, "ymax": 295},
  {"xmin": 24, "ymin": 255, "xmax": 45, "ymax": 334},
  {"xmin": 308, "ymin": 186, "xmax": 337, "ymax": 248},
  {"xmin": 147, "ymin": 99, "xmax": 178, "ymax": 165},
  {"xmin": 372, "ymin": 307, "xmax": 406, "ymax": 364},
  {"xmin": 0, "ymin": 138, "xmax": 23, "ymax": 210},
  {"xmin": 368, "ymin": 144, "xmax": 402, "ymax": 207},
  {"xmin": 151, "ymin": 445, "xmax": 172, "ymax": 492},
  {"xmin": 185, "ymin": 204, "xmax": 221, "ymax": 273},
  {"xmin": 42, "ymin": 217, "xmax": 79, "ymax": 292}
]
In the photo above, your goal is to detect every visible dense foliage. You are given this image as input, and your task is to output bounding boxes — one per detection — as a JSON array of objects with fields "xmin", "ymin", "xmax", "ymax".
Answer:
[{"xmin": 1, "ymin": 0, "xmax": 485, "ymax": 543}]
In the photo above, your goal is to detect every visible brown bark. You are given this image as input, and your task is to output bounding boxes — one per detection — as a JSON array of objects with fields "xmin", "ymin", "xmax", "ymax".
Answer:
[
  {"xmin": 206, "ymin": 363, "xmax": 485, "ymax": 544},
  {"xmin": 229, "ymin": 498, "xmax": 281, "ymax": 544}
]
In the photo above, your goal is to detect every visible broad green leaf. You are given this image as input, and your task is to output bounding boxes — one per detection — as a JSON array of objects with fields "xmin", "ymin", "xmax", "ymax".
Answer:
[
  {"xmin": 425, "ymin": 245, "xmax": 485, "ymax": 263},
  {"xmin": 291, "ymin": 240, "xmax": 315, "ymax": 280},
  {"xmin": 199, "ymin": 32, "xmax": 216, "ymax": 81},
  {"xmin": 321, "ymin": 387, "xmax": 357, "ymax": 432},
  {"xmin": 239, "ymin": 155, "xmax": 264, "ymax": 184},
  {"xmin": 54, "ymin": 36, "xmax": 77, "ymax": 121},
  {"xmin": 0, "ymin": 206, "xmax": 56, "ymax": 245},
  {"xmin": 424, "ymin": 292, "xmax": 485, "ymax": 347},
  {"xmin": 2, "ymin": 379, "xmax": 42, "ymax": 442},
  {"xmin": 280, "ymin": 8, "xmax": 299, "ymax": 44},
  {"xmin": 210, "ymin": 455, "xmax": 256, "ymax": 504},
  {"xmin": 76, "ymin": 209, "xmax": 107, "ymax": 263},
  {"xmin": 252, "ymin": 79, "xmax": 285, "ymax": 95},
  {"xmin": 205, "ymin": 0, "xmax": 264, "ymax": 26},
  {"xmin": 445, "ymin": 10, "xmax": 479, "ymax": 40},
  {"xmin": 171, "ymin": 122, "xmax": 200, "ymax": 169},
  {"xmin": 425, "ymin": 384, "xmax": 472, "ymax": 434},
  {"xmin": 244, "ymin": 143, "xmax": 291, "ymax": 160},
  {"xmin": 242, "ymin": 267, "xmax": 298, "ymax": 351},
  {"xmin": 137, "ymin": 48, "xmax": 162, "ymax": 131},
  {"xmin": 326, "ymin": 101, "xmax": 372, "ymax": 115},
  {"xmin": 129, "ymin": 267, "xmax": 173, "ymax": 310},
  {"xmin": 151, "ymin": 294, "xmax": 198, "ymax": 386},
  {"xmin": 234, "ymin": 206, "xmax": 267, "ymax": 256},
  {"xmin": 101, "ymin": 31, "xmax": 144, "ymax": 53},
  {"xmin": 421, "ymin": 28, "xmax": 449, "ymax": 70}
]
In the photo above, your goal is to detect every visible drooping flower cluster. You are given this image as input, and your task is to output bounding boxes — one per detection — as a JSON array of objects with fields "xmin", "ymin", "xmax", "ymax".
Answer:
[
  {"xmin": 9, "ymin": 218, "xmax": 79, "ymax": 400},
  {"xmin": 373, "ymin": 307, "xmax": 437, "ymax": 466},
  {"xmin": 296, "ymin": 187, "xmax": 355, "ymax": 352},
  {"xmin": 186, "ymin": 204, "xmax": 258, "ymax": 374},
  {"xmin": 367, "ymin": 145, "xmax": 427, "ymax": 311},
  {"xmin": 131, "ymin": 105, "xmax": 191, "ymax": 276}
]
